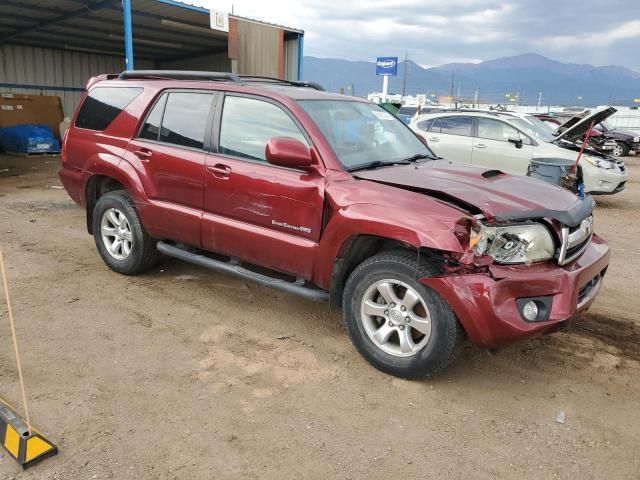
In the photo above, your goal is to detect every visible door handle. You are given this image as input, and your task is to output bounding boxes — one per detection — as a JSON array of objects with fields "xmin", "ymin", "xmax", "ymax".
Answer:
[
  {"xmin": 207, "ymin": 164, "xmax": 231, "ymax": 178},
  {"xmin": 133, "ymin": 148, "xmax": 153, "ymax": 161},
  {"xmin": 475, "ymin": 144, "xmax": 487, "ymax": 149},
  {"xmin": 428, "ymin": 137, "xmax": 439, "ymax": 142}
]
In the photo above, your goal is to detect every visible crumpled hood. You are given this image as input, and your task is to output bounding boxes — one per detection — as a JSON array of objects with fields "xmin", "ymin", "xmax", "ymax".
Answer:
[{"xmin": 354, "ymin": 160, "xmax": 594, "ymax": 226}]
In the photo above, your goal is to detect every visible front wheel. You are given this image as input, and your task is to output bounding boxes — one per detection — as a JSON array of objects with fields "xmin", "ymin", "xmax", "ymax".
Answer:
[
  {"xmin": 342, "ymin": 251, "xmax": 464, "ymax": 379},
  {"xmin": 92, "ymin": 190, "xmax": 159, "ymax": 275},
  {"xmin": 611, "ymin": 141, "xmax": 628, "ymax": 157}
]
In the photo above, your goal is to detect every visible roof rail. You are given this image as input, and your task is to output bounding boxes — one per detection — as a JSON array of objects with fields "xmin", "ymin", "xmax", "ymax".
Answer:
[
  {"xmin": 117, "ymin": 70, "xmax": 241, "ymax": 83},
  {"xmin": 116, "ymin": 70, "xmax": 325, "ymax": 91},
  {"xmin": 238, "ymin": 75, "xmax": 325, "ymax": 91}
]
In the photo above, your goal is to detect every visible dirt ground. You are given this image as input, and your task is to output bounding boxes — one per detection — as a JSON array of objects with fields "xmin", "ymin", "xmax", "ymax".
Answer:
[{"xmin": 0, "ymin": 153, "xmax": 638, "ymax": 480}]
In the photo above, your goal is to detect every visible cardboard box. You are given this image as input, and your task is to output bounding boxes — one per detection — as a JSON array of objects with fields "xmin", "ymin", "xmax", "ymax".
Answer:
[{"xmin": 0, "ymin": 93, "xmax": 64, "ymax": 139}]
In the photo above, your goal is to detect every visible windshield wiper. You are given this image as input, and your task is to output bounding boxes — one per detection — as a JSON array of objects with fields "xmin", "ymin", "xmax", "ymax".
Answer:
[
  {"xmin": 347, "ymin": 160, "xmax": 410, "ymax": 172},
  {"xmin": 400, "ymin": 153, "xmax": 436, "ymax": 162}
]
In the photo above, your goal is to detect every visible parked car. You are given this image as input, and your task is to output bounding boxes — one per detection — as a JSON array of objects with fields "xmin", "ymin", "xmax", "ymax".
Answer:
[
  {"xmin": 59, "ymin": 70, "xmax": 609, "ymax": 378},
  {"xmin": 410, "ymin": 109, "xmax": 627, "ymax": 195},
  {"xmin": 547, "ymin": 108, "xmax": 618, "ymax": 155},
  {"xmin": 593, "ymin": 120, "xmax": 640, "ymax": 157}
]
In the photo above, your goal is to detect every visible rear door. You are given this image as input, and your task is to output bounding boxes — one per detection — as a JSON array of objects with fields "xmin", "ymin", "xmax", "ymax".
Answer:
[
  {"xmin": 423, "ymin": 115, "xmax": 473, "ymax": 163},
  {"xmin": 201, "ymin": 94, "xmax": 324, "ymax": 279},
  {"xmin": 126, "ymin": 90, "xmax": 216, "ymax": 246},
  {"xmin": 472, "ymin": 117, "xmax": 534, "ymax": 174}
]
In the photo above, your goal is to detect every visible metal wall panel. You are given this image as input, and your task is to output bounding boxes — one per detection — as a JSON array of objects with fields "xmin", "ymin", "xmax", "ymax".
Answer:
[
  {"xmin": 235, "ymin": 19, "xmax": 281, "ymax": 78},
  {"xmin": 0, "ymin": 45, "xmax": 154, "ymax": 117}
]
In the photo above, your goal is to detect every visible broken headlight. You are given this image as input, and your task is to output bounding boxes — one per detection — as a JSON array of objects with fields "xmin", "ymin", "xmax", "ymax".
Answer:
[{"xmin": 470, "ymin": 223, "xmax": 556, "ymax": 264}]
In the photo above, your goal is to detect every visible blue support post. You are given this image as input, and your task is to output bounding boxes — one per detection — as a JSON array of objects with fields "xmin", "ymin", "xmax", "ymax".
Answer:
[
  {"xmin": 297, "ymin": 33, "xmax": 304, "ymax": 81},
  {"xmin": 123, "ymin": 0, "xmax": 135, "ymax": 70}
]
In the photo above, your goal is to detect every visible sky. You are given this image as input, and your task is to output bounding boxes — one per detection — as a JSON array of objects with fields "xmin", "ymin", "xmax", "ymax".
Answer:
[{"xmin": 195, "ymin": 0, "xmax": 640, "ymax": 71}]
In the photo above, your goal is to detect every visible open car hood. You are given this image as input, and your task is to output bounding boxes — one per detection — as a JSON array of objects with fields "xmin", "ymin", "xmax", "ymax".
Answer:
[
  {"xmin": 555, "ymin": 107, "xmax": 617, "ymax": 143},
  {"xmin": 354, "ymin": 160, "xmax": 594, "ymax": 227}
]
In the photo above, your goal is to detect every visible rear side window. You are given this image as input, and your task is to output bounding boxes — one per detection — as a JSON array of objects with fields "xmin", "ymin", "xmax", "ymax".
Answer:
[
  {"xmin": 137, "ymin": 91, "xmax": 214, "ymax": 150},
  {"xmin": 75, "ymin": 87, "xmax": 142, "ymax": 131},
  {"xmin": 438, "ymin": 116, "xmax": 472, "ymax": 136}
]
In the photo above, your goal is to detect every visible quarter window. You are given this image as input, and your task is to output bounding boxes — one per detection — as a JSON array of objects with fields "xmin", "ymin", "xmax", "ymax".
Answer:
[
  {"xmin": 438, "ymin": 116, "xmax": 472, "ymax": 136},
  {"xmin": 219, "ymin": 96, "xmax": 308, "ymax": 162},
  {"xmin": 75, "ymin": 87, "xmax": 142, "ymax": 131}
]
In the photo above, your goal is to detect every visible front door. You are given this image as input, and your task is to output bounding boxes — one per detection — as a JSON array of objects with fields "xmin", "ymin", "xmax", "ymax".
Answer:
[
  {"xmin": 202, "ymin": 94, "xmax": 324, "ymax": 279},
  {"xmin": 126, "ymin": 90, "xmax": 216, "ymax": 246},
  {"xmin": 472, "ymin": 117, "xmax": 534, "ymax": 175}
]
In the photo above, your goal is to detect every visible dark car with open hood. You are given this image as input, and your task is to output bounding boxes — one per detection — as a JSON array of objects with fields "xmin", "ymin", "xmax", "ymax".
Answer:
[{"xmin": 58, "ymin": 71, "xmax": 609, "ymax": 378}]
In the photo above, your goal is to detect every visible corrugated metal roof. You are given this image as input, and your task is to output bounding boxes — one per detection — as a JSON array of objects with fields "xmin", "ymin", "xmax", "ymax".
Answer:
[{"xmin": 0, "ymin": 0, "xmax": 302, "ymax": 61}]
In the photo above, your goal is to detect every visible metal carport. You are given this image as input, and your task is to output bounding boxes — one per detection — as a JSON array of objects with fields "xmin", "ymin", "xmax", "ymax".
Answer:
[{"xmin": 0, "ymin": 0, "xmax": 304, "ymax": 115}]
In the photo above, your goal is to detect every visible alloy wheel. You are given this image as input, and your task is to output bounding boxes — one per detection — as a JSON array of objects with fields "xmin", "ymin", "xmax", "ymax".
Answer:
[
  {"xmin": 360, "ymin": 279, "xmax": 432, "ymax": 357},
  {"xmin": 100, "ymin": 208, "xmax": 134, "ymax": 260}
]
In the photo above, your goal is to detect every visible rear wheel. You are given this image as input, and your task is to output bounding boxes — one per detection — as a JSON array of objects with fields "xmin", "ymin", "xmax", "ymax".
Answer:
[
  {"xmin": 612, "ymin": 141, "xmax": 628, "ymax": 157},
  {"xmin": 92, "ymin": 190, "xmax": 159, "ymax": 275},
  {"xmin": 342, "ymin": 250, "xmax": 464, "ymax": 378}
]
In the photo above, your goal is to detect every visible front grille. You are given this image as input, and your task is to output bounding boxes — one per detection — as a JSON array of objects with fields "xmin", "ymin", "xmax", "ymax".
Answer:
[
  {"xmin": 578, "ymin": 273, "xmax": 602, "ymax": 305},
  {"xmin": 557, "ymin": 215, "xmax": 593, "ymax": 265}
]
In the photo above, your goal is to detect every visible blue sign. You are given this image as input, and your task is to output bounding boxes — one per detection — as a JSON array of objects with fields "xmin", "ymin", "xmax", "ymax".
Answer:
[{"xmin": 376, "ymin": 57, "xmax": 398, "ymax": 76}]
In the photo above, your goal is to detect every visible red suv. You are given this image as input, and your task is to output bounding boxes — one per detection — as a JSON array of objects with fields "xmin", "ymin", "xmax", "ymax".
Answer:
[{"xmin": 59, "ymin": 71, "xmax": 609, "ymax": 378}]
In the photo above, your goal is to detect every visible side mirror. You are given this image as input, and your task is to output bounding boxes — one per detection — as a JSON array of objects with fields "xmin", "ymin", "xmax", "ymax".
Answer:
[
  {"xmin": 507, "ymin": 134, "xmax": 523, "ymax": 149},
  {"xmin": 265, "ymin": 137, "xmax": 313, "ymax": 168}
]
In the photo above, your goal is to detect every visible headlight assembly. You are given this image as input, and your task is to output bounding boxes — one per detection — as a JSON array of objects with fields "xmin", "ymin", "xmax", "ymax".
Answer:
[
  {"xmin": 633, "ymin": 136, "xmax": 639, "ymax": 143},
  {"xmin": 586, "ymin": 156, "xmax": 615, "ymax": 170},
  {"xmin": 470, "ymin": 223, "xmax": 556, "ymax": 264}
]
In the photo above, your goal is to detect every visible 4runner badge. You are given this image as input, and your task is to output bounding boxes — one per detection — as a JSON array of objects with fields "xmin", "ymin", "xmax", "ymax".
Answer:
[{"xmin": 272, "ymin": 220, "xmax": 311, "ymax": 234}]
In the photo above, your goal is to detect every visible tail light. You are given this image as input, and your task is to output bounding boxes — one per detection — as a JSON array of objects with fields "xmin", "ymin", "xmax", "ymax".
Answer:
[{"xmin": 60, "ymin": 129, "xmax": 69, "ymax": 164}]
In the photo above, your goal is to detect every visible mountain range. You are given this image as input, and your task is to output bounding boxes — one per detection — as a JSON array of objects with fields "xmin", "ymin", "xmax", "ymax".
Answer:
[{"xmin": 302, "ymin": 53, "xmax": 640, "ymax": 106}]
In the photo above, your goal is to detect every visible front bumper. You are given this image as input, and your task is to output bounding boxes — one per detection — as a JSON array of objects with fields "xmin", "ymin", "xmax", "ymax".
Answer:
[{"xmin": 421, "ymin": 235, "xmax": 610, "ymax": 349}]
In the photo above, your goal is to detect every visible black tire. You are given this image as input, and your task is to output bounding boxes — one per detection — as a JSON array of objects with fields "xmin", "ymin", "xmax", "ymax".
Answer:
[
  {"xmin": 613, "ymin": 141, "xmax": 629, "ymax": 157},
  {"xmin": 92, "ymin": 190, "xmax": 159, "ymax": 275},
  {"xmin": 342, "ymin": 250, "xmax": 464, "ymax": 379}
]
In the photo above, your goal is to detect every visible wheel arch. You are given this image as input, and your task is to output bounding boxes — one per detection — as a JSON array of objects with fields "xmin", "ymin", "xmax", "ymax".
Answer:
[{"xmin": 328, "ymin": 235, "xmax": 449, "ymax": 309}]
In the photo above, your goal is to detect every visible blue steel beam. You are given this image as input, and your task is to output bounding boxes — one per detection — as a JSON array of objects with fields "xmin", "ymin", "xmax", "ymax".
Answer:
[
  {"xmin": 297, "ymin": 33, "xmax": 304, "ymax": 81},
  {"xmin": 122, "ymin": 0, "xmax": 134, "ymax": 69},
  {"xmin": 0, "ymin": 0, "xmax": 120, "ymax": 43}
]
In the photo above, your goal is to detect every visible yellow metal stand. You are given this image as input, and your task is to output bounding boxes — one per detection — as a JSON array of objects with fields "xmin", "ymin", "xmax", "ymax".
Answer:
[{"xmin": 0, "ymin": 245, "xmax": 57, "ymax": 468}]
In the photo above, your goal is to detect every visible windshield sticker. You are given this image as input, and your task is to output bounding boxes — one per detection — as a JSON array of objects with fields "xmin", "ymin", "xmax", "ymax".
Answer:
[{"xmin": 371, "ymin": 110, "xmax": 395, "ymax": 121}]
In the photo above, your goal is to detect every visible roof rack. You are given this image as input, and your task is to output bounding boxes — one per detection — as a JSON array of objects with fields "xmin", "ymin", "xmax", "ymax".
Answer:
[
  {"xmin": 118, "ymin": 70, "xmax": 241, "ymax": 82},
  {"xmin": 237, "ymin": 75, "xmax": 325, "ymax": 91},
  {"xmin": 116, "ymin": 70, "xmax": 324, "ymax": 91}
]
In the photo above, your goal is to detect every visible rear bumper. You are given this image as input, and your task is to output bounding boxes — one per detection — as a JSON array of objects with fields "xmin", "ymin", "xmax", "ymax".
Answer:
[
  {"xmin": 58, "ymin": 166, "xmax": 85, "ymax": 207},
  {"xmin": 421, "ymin": 235, "xmax": 610, "ymax": 349}
]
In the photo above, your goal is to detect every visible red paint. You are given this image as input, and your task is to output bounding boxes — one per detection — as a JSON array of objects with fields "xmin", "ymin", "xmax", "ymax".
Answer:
[{"xmin": 60, "ymin": 76, "xmax": 610, "ymax": 351}]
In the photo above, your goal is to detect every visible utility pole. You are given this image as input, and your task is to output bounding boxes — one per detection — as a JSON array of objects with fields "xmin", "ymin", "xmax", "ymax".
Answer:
[
  {"xmin": 351, "ymin": 83, "xmax": 355, "ymax": 97},
  {"xmin": 449, "ymin": 72, "xmax": 455, "ymax": 108},
  {"xmin": 401, "ymin": 52, "xmax": 408, "ymax": 99},
  {"xmin": 537, "ymin": 92, "xmax": 543, "ymax": 111},
  {"xmin": 457, "ymin": 82, "xmax": 461, "ymax": 103},
  {"xmin": 474, "ymin": 87, "xmax": 479, "ymax": 108}
]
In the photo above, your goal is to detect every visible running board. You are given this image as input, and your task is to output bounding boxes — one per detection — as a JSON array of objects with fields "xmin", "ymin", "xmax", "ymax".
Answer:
[{"xmin": 156, "ymin": 241, "xmax": 329, "ymax": 302}]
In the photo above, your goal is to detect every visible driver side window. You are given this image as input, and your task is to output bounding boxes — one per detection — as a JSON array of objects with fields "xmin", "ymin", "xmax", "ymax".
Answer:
[
  {"xmin": 219, "ymin": 96, "xmax": 308, "ymax": 162},
  {"xmin": 477, "ymin": 118, "xmax": 532, "ymax": 145}
]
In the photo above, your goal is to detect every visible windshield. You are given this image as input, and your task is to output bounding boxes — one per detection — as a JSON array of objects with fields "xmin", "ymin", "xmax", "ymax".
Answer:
[
  {"xmin": 509, "ymin": 116, "xmax": 555, "ymax": 143},
  {"xmin": 299, "ymin": 100, "xmax": 435, "ymax": 170}
]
